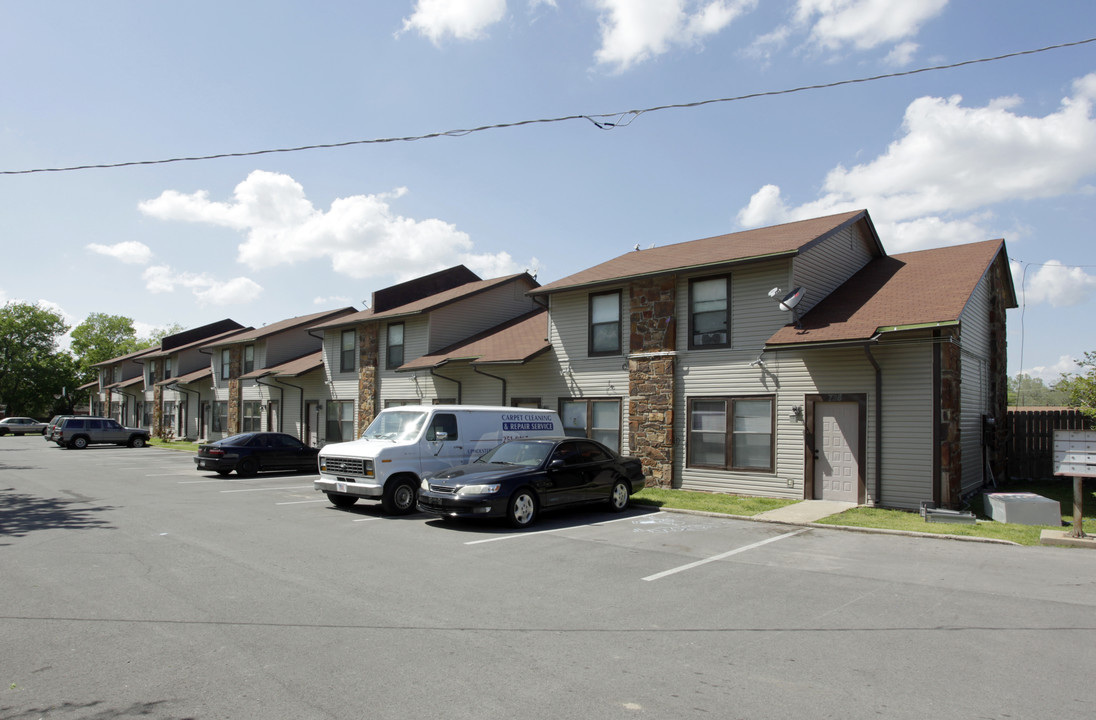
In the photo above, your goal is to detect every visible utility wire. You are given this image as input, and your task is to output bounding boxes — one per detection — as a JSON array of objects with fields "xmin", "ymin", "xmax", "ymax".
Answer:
[{"xmin": 3, "ymin": 36, "xmax": 1095, "ymax": 176}]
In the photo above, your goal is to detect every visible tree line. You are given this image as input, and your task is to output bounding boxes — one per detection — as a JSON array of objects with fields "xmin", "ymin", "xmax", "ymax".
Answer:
[{"xmin": 0, "ymin": 302, "xmax": 179, "ymax": 419}]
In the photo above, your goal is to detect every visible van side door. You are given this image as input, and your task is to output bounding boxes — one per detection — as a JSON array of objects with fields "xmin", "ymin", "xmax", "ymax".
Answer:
[{"xmin": 420, "ymin": 412, "xmax": 463, "ymax": 476}]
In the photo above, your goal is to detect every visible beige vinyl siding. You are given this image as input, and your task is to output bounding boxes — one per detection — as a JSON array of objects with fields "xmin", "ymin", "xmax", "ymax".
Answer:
[
  {"xmin": 873, "ymin": 341, "xmax": 935, "ymax": 510},
  {"xmin": 547, "ymin": 291, "xmax": 630, "ymax": 450},
  {"xmin": 322, "ymin": 329, "xmax": 360, "ymax": 436},
  {"xmin": 428, "ymin": 282, "xmax": 538, "ymax": 352},
  {"xmin": 958, "ymin": 270, "xmax": 993, "ymax": 493},
  {"xmin": 265, "ymin": 330, "xmax": 322, "ymax": 366},
  {"xmin": 378, "ymin": 316, "xmax": 431, "ymax": 406},
  {"xmin": 791, "ymin": 224, "xmax": 875, "ymax": 316}
]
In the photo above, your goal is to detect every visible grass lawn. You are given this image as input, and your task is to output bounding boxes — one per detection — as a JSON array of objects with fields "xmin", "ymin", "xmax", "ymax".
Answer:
[
  {"xmin": 636, "ymin": 479, "xmax": 1096, "ymax": 547},
  {"xmin": 149, "ymin": 438, "xmax": 200, "ymax": 452}
]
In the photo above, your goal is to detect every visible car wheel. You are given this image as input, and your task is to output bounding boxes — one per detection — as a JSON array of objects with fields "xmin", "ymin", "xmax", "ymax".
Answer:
[
  {"xmin": 507, "ymin": 488, "xmax": 538, "ymax": 528},
  {"xmin": 0, "ymin": 429, "xmax": 7, "ymax": 436},
  {"xmin": 128, "ymin": 436, "xmax": 147, "ymax": 448},
  {"xmin": 382, "ymin": 477, "xmax": 417, "ymax": 515},
  {"xmin": 70, "ymin": 436, "xmax": 89, "ymax": 450},
  {"xmin": 327, "ymin": 492, "xmax": 358, "ymax": 508},
  {"xmin": 236, "ymin": 457, "xmax": 259, "ymax": 477},
  {"xmin": 609, "ymin": 479, "xmax": 630, "ymax": 512}
]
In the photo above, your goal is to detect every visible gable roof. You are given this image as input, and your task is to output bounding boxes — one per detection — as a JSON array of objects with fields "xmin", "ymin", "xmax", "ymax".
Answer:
[
  {"xmin": 146, "ymin": 327, "xmax": 252, "ymax": 358},
  {"xmin": 530, "ymin": 210, "xmax": 877, "ymax": 296},
  {"xmin": 205, "ymin": 307, "xmax": 357, "ymax": 348},
  {"xmin": 310, "ymin": 273, "xmax": 540, "ymax": 331},
  {"xmin": 158, "ymin": 367, "xmax": 211, "ymax": 386},
  {"xmin": 92, "ymin": 346, "xmax": 158, "ymax": 368},
  {"xmin": 766, "ymin": 238, "xmax": 1015, "ymax": 347},
  {"xmin": 396, "ymin": 309, "xmax": 550, "ymax": 371}
]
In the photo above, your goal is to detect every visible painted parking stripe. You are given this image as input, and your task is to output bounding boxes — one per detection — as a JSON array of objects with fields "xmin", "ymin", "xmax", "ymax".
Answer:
[
  {"xmin": 642, "ymin": 528, "xmax": 809, "ymax": 582},
  {"xmin": 275, "ymin": 499, "xmax": 329, "ymax": 505},
  {"xmin": 220, "ymin": 485, "xmax": 313, "ymax": 493},
  {"xmin": 464, "ymin": 513, "xmax": 647, "ymax": 545}
]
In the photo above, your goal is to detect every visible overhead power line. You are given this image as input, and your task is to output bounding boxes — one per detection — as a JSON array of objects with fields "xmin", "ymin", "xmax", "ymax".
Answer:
[{"xmin": 3, "ymin": 36, "xmax": 1095, "ymax": 176}]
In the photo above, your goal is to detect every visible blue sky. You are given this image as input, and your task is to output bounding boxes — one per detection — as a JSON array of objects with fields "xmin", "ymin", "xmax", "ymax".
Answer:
[{"xmin": 3, "ymin": 1, "xmax": 1095, "ymax": 383}]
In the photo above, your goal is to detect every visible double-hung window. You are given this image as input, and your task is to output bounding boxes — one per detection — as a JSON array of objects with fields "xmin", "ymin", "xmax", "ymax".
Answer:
[
  {"xmin": 560, "ymin": 398, "xmax": 621, "ymax": 453},
  {"xmin": 212, "ymin": 401, "xmax": 228, "ymax": 433},
  {"xmin": 220, "ymin": 349, "xmax": 231, "ymax": 380},
  {"xmin": 326, "ymin": 400, "xmax": 354, "ymax": 442},
  {"xmin": 243, "ymin": 345, "xmax": 255, "ymax": 374},
  {"xmin": 589, "ymin": 291, "xmax": 621, "ymax": 356},
  {"xmin": 386, "ymin": 323, "xmax": 404, "ymax": 369},
  {"xmin": 687, "ymin": 397, "xmax": 774, "ymax": 471},
  {"xmin": 689, "ymin": 275, "xmax": 730, "ymax": 349},
  {"xmin": 340, "ymin": 330, "xmax": 356, "ymax": 373},
  {"xmin": 241, "ymin": 401, "xmax": 262, "ymax": 433}
]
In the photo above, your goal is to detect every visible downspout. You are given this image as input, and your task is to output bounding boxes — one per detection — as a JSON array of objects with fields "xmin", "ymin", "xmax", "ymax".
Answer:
[
  {"xmin": 472, "ymin": 365, "xmax": 507, "ymax": 406},
  {"xmin": 255, "ymin": 375, "xmax": 285, "ymax": 433},
  {"xmin": 429, "ymin": 367, "xmax": 462, "ymax": 404},
  {"xmin": 863, "ymin": 342, "xmax": 883, "ymax": 506},
  {"xmin": 118, "ymin": 389, "xmax": 139, "ymax": 426},
  {"xmin": 274, "ymin": 377, "xmax": 307, "ymax": 442}
]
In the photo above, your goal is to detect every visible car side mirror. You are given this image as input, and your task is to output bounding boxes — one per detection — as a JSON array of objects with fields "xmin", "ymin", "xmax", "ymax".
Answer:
[
  {"xmin": 434, "ymin": 431, "xmax": 448, "ymax": 442},
  {"xmin": 548, "ymin": 457, "xmax": 566, "ymax": 470}
]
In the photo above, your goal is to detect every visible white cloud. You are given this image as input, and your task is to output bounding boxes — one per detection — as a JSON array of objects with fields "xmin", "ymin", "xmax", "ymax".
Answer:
[
  {"xmin": 86, "ymin": 241, "xmax": 153, "ymax": 265},
  {"xmin": 737, "ymin": 74, "xmax": 1096, "ymax": 253},
  {"xmin": 594, "ymin": 0, "xmax": 757, "ymax": 72},
  {"xmin": 313, "ymin": 296, "xmax": 354, "ymax": 307},
  {"xmin": 794, "ymin": 0, "xmax": 948, "ymax": 52},
  {"xmin": 142, "ymin": 265, "xmax": 263, "ymax": 306},
  {"xmin": 1024, "ymin": 355, "xmax": 1082, "ymax": 384},
  {"xmin": 140, "ymin": 170, "xmax": 524, "ymax": 282},
  {"xmin": 884, "ymin": 41, "xmax": 918, "ymax": 66},
  {"xmin": 400, "ymin": 0, "xmax": 507, "ymax": 43},
  {"xmin": 1011, "ymin": 260, "xmax": 1096, "ymax": 308}
]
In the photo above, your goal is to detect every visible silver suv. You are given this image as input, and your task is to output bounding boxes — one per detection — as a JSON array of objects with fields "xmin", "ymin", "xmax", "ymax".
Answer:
[{"xmin": 55, "ymin": 416, "xmax": 150, "ymax": 449}]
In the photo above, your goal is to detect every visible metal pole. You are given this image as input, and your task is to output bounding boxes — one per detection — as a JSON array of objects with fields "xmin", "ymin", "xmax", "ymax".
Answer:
[{"xmin": 1071, "ymin": 476, "xmax": 1086, "ymax": 539}]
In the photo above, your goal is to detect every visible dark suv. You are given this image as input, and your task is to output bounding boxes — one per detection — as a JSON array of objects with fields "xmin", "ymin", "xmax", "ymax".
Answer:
[{"xmin": 55, "ymin": 416, "xmax": 150, "ymax": 449}]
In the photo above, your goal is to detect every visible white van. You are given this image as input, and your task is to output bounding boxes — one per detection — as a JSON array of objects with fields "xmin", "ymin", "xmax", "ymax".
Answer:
[{"xmin": 315, "ymin": 405, "xmax": 564, "ymax": 514}]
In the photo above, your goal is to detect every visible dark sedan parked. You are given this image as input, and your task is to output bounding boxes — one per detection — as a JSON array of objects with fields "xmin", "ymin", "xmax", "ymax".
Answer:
[
  {"xmin": 194, "ymin": 432, "xmax": 320, "ymax": 477},
  {"xmin": 417, "ymin": 437, "xmax": 645, "ymax": 527}
]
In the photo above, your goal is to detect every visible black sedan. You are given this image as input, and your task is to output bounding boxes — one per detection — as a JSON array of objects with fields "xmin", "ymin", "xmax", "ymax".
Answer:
[
  {"xmin": 417, "ymin": 437, "xmax": 645, "ymax": 528},
  {"xmin": 194, "ymin": 432, "xmax": 320, "ymax": 477}
]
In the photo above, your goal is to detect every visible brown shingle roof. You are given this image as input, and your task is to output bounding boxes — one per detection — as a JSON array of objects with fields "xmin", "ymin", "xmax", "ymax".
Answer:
[
  {"xmin": 209, "ymin": 307, "xmax": 357, "ymax": 347},
  {"xmin": 158, "ymin": 367, "xmax": 211, "ymax": 386},
  {"xmin": 310, "ymin": 274, "xmax": 538, "ymax": 331},
  {"xmin": 530, "ymin": 210, "xmax": 873, "ymax": 295},
  {"xmin": 397, "ymin": 310, "xmax": 550, "ymax": 371},
  {"xmin": 766, "ymin": 239, "xmax": 1013, "ymax": 347},
  {"xmin": 241, "ymin": 351, "xmax": 324, "ymax": 379}
]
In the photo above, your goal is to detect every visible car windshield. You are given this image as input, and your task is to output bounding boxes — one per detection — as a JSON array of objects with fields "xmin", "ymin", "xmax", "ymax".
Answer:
[
  {"xmin": 478, "ymin": 441, "xmax": 552, "ymax": 467},
  {"xmin": 361, "ymin": 411, "xmax": 427, "ymax": 442}
]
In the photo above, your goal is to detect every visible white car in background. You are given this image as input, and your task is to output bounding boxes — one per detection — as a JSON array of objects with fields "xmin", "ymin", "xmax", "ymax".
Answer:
[{"xmin": 0, "ymin": 417, "xmax": 48, "ymax": 436}]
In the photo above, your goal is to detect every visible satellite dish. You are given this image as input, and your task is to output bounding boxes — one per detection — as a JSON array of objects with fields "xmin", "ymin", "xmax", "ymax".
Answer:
[{"xmin": 778, "ymin": 286, "xmax": 805, "ymax": 312}]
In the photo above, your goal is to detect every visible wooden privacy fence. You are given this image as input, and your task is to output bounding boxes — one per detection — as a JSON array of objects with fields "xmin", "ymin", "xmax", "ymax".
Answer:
[{"xmin": 1006, "ymin": 408, "xmax": 1092, "ymax": 480}]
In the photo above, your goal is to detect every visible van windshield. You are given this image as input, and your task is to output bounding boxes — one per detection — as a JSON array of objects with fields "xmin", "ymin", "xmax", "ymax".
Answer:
[{"xmin": 361, "ymin": 411, "xmax": 427, "ymax": 442}]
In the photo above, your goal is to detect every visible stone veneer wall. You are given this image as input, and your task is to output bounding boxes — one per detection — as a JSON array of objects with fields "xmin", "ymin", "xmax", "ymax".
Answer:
[
  {"xmin": 628, "ymin": 276, "xmax": 677, "ymax": 488},
  {"xmin": 939, "ymin": 328, "xmax": 962, "ymax": 508},
  {"xmin": 357, "ymin": 324, "xmax": 380, "ymax": 434},
  {"xmin": 227, "ymin": 346, "xmax": 242, "ymax": 434}
]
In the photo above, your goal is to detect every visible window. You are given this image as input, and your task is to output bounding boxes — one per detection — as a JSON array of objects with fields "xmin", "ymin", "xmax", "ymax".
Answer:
[
  {"xmin": 687, "ymin": 397, "xmax": 774, "ymax": 471},
  {"xmin": 148, "ymin": 359, "xmax": 157, "ymax": 383},
  {"xmin": 326, "ymin": 401, "xmax": 354, "ymax": 442},
  {"xmin": 588, "ymin": 291, "xmax": 621, "ymax": 356},
  {"xmin": 560, "ymin": 398, "xmax": 621, "ymax": 452},
  {"xmin": 241, "ymin": 401, "xmax": 262, "ymax": 433},
  {"xmin": 212, "ymin": 401, "xmax": 228, "ymax": 433},
  {"xmin": 164, "ymin": 358, "xmax": 172, "ymax": 379},
  {"xmin": 432, "ymin": 398, "xmax": 456, "ymax": 405},
  {"xmin": 163, "ymin": 401, "xmax": 176, "ymax": 434},
  {"xmin": 426, "ymin": 413, "xmax": 457, "ymax": 441},
  {"xmin": 340, "ymin": 330, "xmax": 356, "ymax": 373},
  {"xmin": 220, "ymin": 349, "xmax": 231, "ymax": 380},
  {"xmin": 689, "ymin": 275, "xmax": 730, "ymax": 348},
  {"xmin": 386, "ymin": 322, "xmax": 404, "ymax": 369},
  {"xmin": 511, "ymin": 398, "xmax": 542, "ymax": 409},
  {"xmin": 385, "ymin": 399, "xmax": 420, "ymax": 408},
  {"xmin": 243, "ymin": 345, "xmax": 255, "ymax": 374},
  {"xmin": 142, "ymin": 402, "xmax": 153, "ymax": 427}
]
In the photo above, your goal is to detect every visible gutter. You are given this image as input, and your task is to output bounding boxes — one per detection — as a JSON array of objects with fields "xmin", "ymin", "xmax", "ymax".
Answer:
[
  {"xmin": 429, "ymin": 367, "xmax": 462, "ymax": 404},
  {"xmin": 862, "ymin": 342, "xmax": 884, "ymax": 506},
  {"xmin": 472, "ymin": 365, "xmax": 507, "ymax": 406},
  {"xmin": 254, "ymin": 374, "xmax": 285, "ymax": 433}
]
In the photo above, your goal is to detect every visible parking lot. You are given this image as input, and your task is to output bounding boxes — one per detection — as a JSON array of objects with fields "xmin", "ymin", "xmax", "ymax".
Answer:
[{"xmin": 3, "ymin": 437, "xmax": 1095, "ymax": 719}]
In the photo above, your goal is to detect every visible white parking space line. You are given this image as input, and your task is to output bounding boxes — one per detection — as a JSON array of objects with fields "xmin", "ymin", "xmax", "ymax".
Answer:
[
  {"xmin": 642, "ymin": 528, "xmax": 809, "ymax": 582},
  {"xmin": 463, "ymin": 513, "xmax": 647, "ymax": 545},
  {"xmin": 275, "ymin": 499, "xmax": 329, "ymax": 505},
  {"xmin": 220, "ymin": 485, "xmax": 314, "ymax": 493}
]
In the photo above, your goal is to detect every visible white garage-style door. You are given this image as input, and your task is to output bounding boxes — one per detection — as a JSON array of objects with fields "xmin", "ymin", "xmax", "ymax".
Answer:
[{"xmin": 814, "ymin": 402, "xmax": 860, "ymax": 503}]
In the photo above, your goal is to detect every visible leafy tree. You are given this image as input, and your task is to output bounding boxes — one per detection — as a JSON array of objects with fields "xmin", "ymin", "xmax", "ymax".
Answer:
[
  {"xmin": 1054, "ymin": 352, "xmax": 1096, "ymax": 419},
  {"xmin": 1008, "ymin": 373, "xmax": 1068, "ymax": 407},
  {"xmin": 69, "ymin": 313, "xmax": 142, "ymax": 383},
  {"xmin": 0, "ymin": 302, "xmax": 76, "ymax": 417},
  {"xmin": 138, "ymin": 323, "xmax": 184, "ymax": 349}
]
